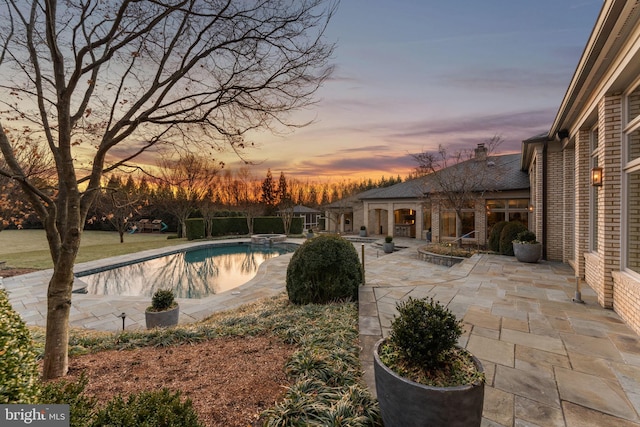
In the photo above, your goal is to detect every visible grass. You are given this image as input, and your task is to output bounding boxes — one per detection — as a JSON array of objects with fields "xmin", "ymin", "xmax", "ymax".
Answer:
[{"xmin": 0, "ymin": 230, "xmax": 187, "ymax": 269}]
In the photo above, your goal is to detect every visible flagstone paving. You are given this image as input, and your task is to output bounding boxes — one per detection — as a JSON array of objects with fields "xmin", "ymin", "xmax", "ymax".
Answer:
[
  {"xmin": 3, "ymin": 236, "xmax": 640, "ymax": 425},
  {"xmin": 359, "ymin": 238, "xmax": 640, "ymax": 426}
]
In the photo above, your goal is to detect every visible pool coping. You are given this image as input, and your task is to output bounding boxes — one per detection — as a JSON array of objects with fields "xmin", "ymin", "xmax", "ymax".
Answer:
[{"xmin": 3, "ymin": 237, "xmax": 305, "ymax": 331}]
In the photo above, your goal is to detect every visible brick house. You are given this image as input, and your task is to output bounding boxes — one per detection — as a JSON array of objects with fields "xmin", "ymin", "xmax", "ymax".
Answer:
[
  {"xmin": 523, "ymin": 0, "xmax": 640, "ymax": 333},
  {"xmin": 324, "ymin": 149, "xmax": 530, "ymax": 246}
]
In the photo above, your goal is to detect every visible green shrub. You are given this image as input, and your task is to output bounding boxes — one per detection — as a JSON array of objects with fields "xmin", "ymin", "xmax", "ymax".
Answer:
[
  {"xmin": 488, "ymin": 221, "xmax": 508, "ymax": 252},
  {"xmin": 515, "ymin": 230, "xmax": 537, "ymax": 243},
  {"xmin": 185, "ymin": 218, "xmax": 205, "ymax": 240},
  {"xmin": 149, "ymin": 290, "xmax": 176, "ymax": 312},
  {"xmin": 286, "ymin": 235, "xmax": 362, "ymax": 304},
  {"xmin": 0, "ymin": 289, "xmax": 40, "ymax": 404},
  {"xmin": 499, "ymin": 221, "xmax": 528, "ymax": 256},
  {"xmin": 388, "ymin": 297, "xmax": 462, "ymax": 369},
  {"xmin": 40, "ymin": 375, "xmax": 97, "ymax": 427},
  {"xmin": 385, "ymin": 235, "xmax": 393, "ymax": 243},
  {"xmin": 91, "ymin": 389, "xmax": 203, "ymax": 427}
]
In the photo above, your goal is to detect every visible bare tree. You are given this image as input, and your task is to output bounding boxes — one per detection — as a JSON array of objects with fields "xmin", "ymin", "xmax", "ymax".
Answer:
[
  {"xmin": 412, "ymin": 135, "xmax": 503, "ymax": 247},
  {"xmin": 155, "ymin": 152, "xmax": 221, "ymax": 237},
  {"xmin": 0, "ymin": 0, "xmax": 336, "ymax": 379}
]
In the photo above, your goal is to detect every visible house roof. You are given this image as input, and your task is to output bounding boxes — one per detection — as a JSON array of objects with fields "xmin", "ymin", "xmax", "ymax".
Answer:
[
  {"xmin": 359, "ymin": 153, "xmax": 528, "ymax": 201},
  {"xmin": 549, "ymin": 0, "xmax": 640, "ymax": 138},
  {"xmin": 291, "ymin": 205, "xmax": 321, "ymax": 214}
]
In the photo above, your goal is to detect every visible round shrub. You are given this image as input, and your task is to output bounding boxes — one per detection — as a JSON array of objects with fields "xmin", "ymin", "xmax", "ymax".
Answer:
[
  {"xmin": 488, "ymin": 221, "xmax": 508, "ymax": 252},
  {"xmin": 0, "ymin": 289, "xmax": 40, "ymax": 404},
  {"xmin": 149, "ymin": 289, "xmax": 176, "ymax": 312},
  {"xmin": 515, "ymin": 230, "xmax": 537, "ymax": 243},
  {"xmin": 286, "ymin": 234, "xmax": 362, "ymax": 304},
  {"xmin": 389, "ymin": 297, "xmax": 462, "ymax": 369},
  {"xmin": 91, "ymin": 389, "xmax": 202, "ymax": 427},
  {"xmin": 499, "ymin": 221, "xmax": 528, "ymax": 256}
]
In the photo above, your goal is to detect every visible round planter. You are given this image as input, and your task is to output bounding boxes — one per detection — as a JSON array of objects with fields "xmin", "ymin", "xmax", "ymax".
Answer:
[
  {"xmin": 145, "ymin": 304, "xmax": 179, "ymax": 329},
  {"xmin": 359, "ymin": 229, "xmax": 367, "ymax": 237},
  {"xmin": 383, "ymin": 242, "xmax": 394, "ymax": 253},
  {"xmin": 513, "ymin": 242, "xmax": 542, "ymax": 263},
  {"xmin": 374, "ymin": 339, "xmax": 485, "ymax": 427}
]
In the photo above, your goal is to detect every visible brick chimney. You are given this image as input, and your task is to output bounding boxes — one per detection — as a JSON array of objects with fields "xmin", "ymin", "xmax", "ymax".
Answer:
[{"xmin": 474, "ymin": 143, "xmax": 487, "ymax": 161}]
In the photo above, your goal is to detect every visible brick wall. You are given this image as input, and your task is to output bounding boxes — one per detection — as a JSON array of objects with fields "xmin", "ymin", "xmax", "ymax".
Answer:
[
  {"xmin": 546, "ymin": 149, "xmax": 564, "ymax": 261},
  {"xmin": 563, "ymin": 147, "xmax": 575, "ymax": 263},
  {"xmin": 574, "ymin": 129, "xmax": 591, "ymax": 278}
]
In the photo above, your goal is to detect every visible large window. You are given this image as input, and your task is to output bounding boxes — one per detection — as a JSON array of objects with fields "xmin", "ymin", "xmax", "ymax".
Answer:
[
  {"xmin": 440, "ymin": 211, "xmax": 456, "ymax": 238},
  {"xmin": 486, "ymin": 198, "xmax": 529, "ymax": 239},
  {"xmin": 628, "ymin": 170, "xmax": 640, "ymax": 274},
  {"xmin": 591, "ymin": 127, "xmax": 599, "ymax": 252},
  {"xmin": 626, "ymin": 83, "xmax": 640, "ymax": 274}
]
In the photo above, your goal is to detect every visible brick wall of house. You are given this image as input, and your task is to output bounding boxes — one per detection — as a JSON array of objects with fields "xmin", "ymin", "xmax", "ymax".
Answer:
[
  {"xmin": 546, "ymin": 148, "xmax": 564, "ymax": 261},
  {"xmin": 613, "ymin": 272, "xmax": 640, "ymax": 335},
  {"xmin": 563, "ymin": 147, "xmax": 575, "ymax": 263},
  {"xmin": 585, "ymin": 94, "xmax": 622, "ymax": 308}
]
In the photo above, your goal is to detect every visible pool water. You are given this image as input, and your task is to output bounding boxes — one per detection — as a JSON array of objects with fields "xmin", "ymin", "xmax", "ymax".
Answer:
[{"xmin": 77, "ymin": 243, "xmax": 297, "ymax": 299}]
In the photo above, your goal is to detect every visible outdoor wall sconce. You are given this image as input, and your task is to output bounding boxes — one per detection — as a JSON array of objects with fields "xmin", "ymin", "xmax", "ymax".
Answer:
[
  {"xmin": 591, "ymin": 167, "xmax": 603, "ymax": 186},
  {"xmin": 528, "ymin": 204, "xmax": 534, "ymax": 212}
]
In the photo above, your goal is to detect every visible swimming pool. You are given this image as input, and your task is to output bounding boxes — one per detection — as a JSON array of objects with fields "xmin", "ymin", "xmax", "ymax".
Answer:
[{"xmin": 76, "ymin": 243, "xmax": 297, "ymax": 299}]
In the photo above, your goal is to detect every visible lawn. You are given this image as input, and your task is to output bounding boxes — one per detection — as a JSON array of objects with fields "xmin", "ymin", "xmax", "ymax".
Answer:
[{"xmin": 0, "ymin": 229, "xmax": 187, "ymax": 269}]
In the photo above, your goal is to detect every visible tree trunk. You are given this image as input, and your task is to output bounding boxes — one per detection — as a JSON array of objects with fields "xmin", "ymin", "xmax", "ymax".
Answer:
[{"xmin": 42, "ymin": 255, "xmax": 77, "ymax": 379}]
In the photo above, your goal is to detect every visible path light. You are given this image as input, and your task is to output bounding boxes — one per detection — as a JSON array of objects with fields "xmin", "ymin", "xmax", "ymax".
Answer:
[{"xmin": 118, "ymin": 312, "xmax": 126, "ymax": 331}]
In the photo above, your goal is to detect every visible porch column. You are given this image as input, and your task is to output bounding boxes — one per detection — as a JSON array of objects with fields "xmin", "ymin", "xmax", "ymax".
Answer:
[
  {"xmin": 387, "ymin": 203, "xmax": 394, "ymax": 237},
  {"xmin": 574, "ymin": 128, "xmax": 590, "ymax": 277},
  {"xmin": 363, "ymin": 202, "xmax": 369, "ymax": 231}
]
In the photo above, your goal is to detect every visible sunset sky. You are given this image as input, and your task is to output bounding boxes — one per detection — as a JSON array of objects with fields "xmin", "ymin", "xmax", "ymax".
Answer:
[{"xmin": 226, "ymin": 0, "xmax": 604, "ymax": 182}]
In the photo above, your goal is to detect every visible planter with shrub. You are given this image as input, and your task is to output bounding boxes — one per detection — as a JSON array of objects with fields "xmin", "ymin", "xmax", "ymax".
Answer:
[
  {"xmin": 359, "ymin": 225, "xmax": 367, "ymax": 237},
  {"xmin": 383, "ymin": 235, "xmax": 394, "ymax": 253},
  {"xmin": 374, "ymin": 297, "xmax": 485, "ymax": 427},
  {"xmin": 512, "ymin": 230, "xmax": 542, "ymax": 263},
  {"xmin": 145, "ymin": 289, "xmax": 179, "ymax": 329}
]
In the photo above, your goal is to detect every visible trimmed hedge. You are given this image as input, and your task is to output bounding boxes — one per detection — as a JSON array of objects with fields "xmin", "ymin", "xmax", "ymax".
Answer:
[
  {"xmin": 488, "ymin": 221, "xmax": 508, "ymax": 252},
  {"xmin": 185, "ymin": 218, "xmax": 205, "ymax": 240},
  {"xmin": 0, "ymin": 289, "xmax": 40, "ymax": 404},
  {"xmin": 286, "ymin": 234, "xmax": 362, "ymax": 304},
  {"xmin": 499, "ymin": 221, "xmax": 528, "ymax": 256}
]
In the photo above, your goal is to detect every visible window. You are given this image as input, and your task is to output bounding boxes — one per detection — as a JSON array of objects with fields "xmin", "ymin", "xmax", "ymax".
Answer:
[
  {"xmin": 628, "ymin": 169, "xmax": 640, "ymax": 274},
  {"xmin": 591, "ymin": 128, "xmax": 599, "ymax": 252},
  {"xmin": 626, "ymin": 82, "xmax": 640, "ymax": 273},
  {"xmin": 485, "ymin": 198, "xmax": 530, "ymax": 239},
  {"xmin": 440, "ymin": 211, "xmax": 456, "ymax": 238}
]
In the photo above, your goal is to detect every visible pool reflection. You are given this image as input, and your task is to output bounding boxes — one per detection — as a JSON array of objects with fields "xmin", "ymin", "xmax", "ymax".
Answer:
[{"xmin": 79, "ymin": 244, "xmax": 295, "ymax": 298}]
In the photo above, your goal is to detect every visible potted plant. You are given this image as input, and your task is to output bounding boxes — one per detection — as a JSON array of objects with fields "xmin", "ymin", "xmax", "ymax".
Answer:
[
  {"xmin": 374, "ymin": 297, "xmax": 485, "ymax": 427},
  {"xmin": 145, "ymin": 289, "xmax": 179, "ymax": 329},
  {"xmin": 512, "ymin": 230, "xmax": 542, "ymax": 263},
  {"xmin": 359, "ymin": 225, "xmax": 367, "ymax": 237},
  {"xmin": 306, "ymin": 228, "xmax": 314, "ymax": 238},
  {"xmin": 383, "ymin": 235, "xmax": 394, "ymax": 253}
]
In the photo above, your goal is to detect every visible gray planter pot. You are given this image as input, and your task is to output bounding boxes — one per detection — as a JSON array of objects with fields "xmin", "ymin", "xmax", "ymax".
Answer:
[
  {"xmin": 374, "ymin": 339, "xmax": 485, "ymax": 427},
  {"xmin": 359, "ymin": 229, "xmax": 367, "ymax": 237},
  {"xmin": 383, "ymin": 242, "xmax": 394, "ymax": 253},
  {"xmin": 145, "ymin": 304, "xmax": 179, "ymax": 329},
  {"xmin": 513, "ymin": 242, "xmax": 542, "ymax": 263}
]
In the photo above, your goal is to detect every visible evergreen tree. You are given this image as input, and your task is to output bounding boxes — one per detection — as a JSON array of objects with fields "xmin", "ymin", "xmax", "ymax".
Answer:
[{"xmin": 260, "ymin": 169, "xmax": 277, "ymax": 212}]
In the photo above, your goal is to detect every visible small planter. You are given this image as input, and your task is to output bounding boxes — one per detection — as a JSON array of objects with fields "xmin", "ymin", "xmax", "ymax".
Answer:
[
  {"xmin": 383, "ymin": 242, "xmax": 394, "ymax": 253},
  {"xmin": 513, "ymin": 242, "xmax": 542, "ymax": 263},
  {"xmin": 145, "ymin": 304, "xmax": 179, "ymax": 329},
  {"xmin": 374, "ymin": 339, "xmax": 485, "ymax": 427},
  {"xmin": 359, "ymin": 228, "xmax": 367, "ymax": 237}
]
